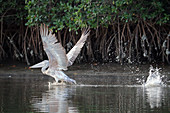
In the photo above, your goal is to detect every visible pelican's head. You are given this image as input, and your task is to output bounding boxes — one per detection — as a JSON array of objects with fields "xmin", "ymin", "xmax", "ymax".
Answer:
[{"xmin": 29, "ymin": 60, "xmax": 49, "ymax": 69}]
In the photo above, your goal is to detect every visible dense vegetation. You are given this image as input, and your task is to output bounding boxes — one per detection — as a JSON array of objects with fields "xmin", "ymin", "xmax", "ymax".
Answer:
[{"xmin": 0, "ymin": 0, "xmax": 170, "ymax": 65}]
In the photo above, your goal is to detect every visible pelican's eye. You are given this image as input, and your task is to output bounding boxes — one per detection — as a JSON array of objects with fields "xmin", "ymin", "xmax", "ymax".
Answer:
[{"xmin": 58, "ymin": 80, "xmax": 62, "ymax": 83}]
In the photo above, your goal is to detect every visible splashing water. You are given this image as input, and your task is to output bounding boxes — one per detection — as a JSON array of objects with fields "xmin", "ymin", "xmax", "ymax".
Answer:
[{"xmin": 143, "ymin": 66, "xmax": 165, "ymax": 87}]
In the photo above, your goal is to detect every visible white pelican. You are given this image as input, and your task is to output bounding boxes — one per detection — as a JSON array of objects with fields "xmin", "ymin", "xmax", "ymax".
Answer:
[{"xmin": 30, "ymin": 24, "xmax": 90, "ymax": 85}]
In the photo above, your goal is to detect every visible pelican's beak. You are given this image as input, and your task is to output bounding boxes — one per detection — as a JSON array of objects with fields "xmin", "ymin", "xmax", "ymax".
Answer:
[
  {"xmin": 29, "ymin": 60, "xmax": 47, "ymax": 68},
  {"xmin": 29, "ymin": 64, "xmax": 43, "ymax": 69}
]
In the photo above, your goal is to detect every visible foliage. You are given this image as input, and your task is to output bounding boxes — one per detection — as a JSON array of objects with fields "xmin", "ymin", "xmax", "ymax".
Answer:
[
  {"xmin": 0, "ymin": 0, "xmax": 26, "ymax": 24},
  {"xmin": 25, "ymin": 0, "xmax": 169, "ymax": 30},
  {"xmin": 0, "ymin": 0, "xmax": 169, "ymax": 64}
]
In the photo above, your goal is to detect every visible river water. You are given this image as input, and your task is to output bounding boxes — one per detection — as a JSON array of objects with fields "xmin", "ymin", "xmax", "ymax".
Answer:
[{"xmin": 0, "ymin": 64, "xmax": 170, "ymax": 113}]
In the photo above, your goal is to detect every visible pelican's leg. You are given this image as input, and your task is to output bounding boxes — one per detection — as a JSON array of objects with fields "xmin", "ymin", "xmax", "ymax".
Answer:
[
  {"xmin": 49, "ymin": 76, "xmax": 66, "ymax": 86},
  {"xmin": 57, "ymin": 71, "xmax": 77, "ymax": 84},
  {"xmin": 64, "ymin": 77, "xmax": 77, "ymax": 84},
  {"xmin": 57, "ymin": 76, "xmax": 76, "ymax": 85}
]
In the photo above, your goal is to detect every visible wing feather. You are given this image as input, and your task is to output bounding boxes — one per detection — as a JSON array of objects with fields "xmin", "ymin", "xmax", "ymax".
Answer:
[
  {"xmin": 40, "ymin": 24, "xmax": 68, "ymax": 70},
  {"xmin": 67, "ymin": 28, "xmax": 90, "ymax": 66}
]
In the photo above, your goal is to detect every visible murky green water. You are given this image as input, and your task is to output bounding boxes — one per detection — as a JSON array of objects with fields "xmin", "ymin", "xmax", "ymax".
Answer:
[{"xmin": 0, "ymin": 76, "xmax": 170, "ymax": 113}]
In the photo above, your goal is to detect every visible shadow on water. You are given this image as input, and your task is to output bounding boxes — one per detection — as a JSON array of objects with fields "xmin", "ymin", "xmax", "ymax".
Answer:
[{"xmin": 0, "ymin": 64, "xmax": 170, "ymax": 113}]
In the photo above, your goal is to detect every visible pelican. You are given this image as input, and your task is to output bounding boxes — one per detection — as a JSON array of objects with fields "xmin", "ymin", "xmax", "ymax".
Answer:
[{"xmin": 30, "ymin": 24, "xmax": 90, "ymax": 85}]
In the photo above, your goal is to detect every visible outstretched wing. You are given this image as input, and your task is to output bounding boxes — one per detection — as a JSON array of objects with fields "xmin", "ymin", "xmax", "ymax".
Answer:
[
  {"xmin": 67, "ymin": 28, "xmax": 90, "ymax": 66},
  {"xmin": 40, "ymin": 24, "xmax": 68, "ymax": 70}
]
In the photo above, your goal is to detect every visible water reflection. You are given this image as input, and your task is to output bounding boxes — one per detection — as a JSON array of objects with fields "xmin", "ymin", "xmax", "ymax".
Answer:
[
  {"xmin": 31, "ymin": 86, "xmax": 79, "ymax": 113},
  {"xmin": 145, "ymin": 87, "xmax": 164, "ymax": 108},
  {"xmin": 31, "ymin": 85, "xmax": 170, "ymax": 113},
  {"xmin": 0, "ymin": 77, "xmax": 170, "ymax": 113}
]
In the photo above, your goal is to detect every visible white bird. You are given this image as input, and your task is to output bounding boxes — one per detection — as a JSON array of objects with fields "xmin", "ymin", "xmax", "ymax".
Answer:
[{"xmin": 30, "ymin": 24, "xmax": 90, "ymax": 85}]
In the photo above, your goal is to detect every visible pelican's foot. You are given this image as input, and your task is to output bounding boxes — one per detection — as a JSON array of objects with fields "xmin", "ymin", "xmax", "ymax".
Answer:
[
  {"xmin": 48, "ymin": 81, "xmax": 66, "ymax": 86},
  {"xmin": 48, "ymin": 79, "xmax": 76, "ymax": 86},
  {"xmin": 65, "ymin": 78, "xmax": 77, "ymax": 85}
]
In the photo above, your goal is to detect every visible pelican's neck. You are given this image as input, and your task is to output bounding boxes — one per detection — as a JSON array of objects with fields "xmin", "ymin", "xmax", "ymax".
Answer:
[{"xmin": 41, "ymin": 62, "xmax": 49, "ymax": 74}]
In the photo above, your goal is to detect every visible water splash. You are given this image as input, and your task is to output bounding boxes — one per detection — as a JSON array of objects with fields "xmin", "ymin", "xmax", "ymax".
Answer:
[{"xmin": 143, "ymin": 66, "xmax": 166, "ymax": 87}]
